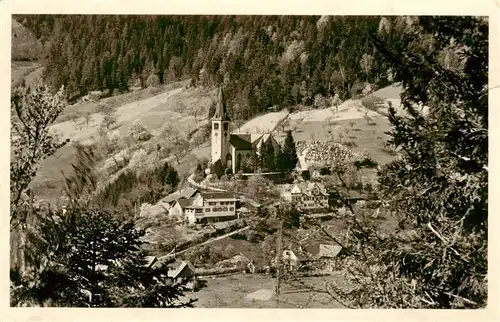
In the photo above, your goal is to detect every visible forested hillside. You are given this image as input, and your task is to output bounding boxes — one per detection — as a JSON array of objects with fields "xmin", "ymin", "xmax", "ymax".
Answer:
[
  {"xmin": 11, "ymin": 18, "xmax": 43, "ymax": 61},
  {"xmin": 15, "ymin": 15, "xmax": 408, "ymax": 119}
]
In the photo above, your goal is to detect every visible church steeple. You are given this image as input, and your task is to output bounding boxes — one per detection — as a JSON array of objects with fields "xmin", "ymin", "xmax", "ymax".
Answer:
[
  {"xmin": 211, "ymin": 87, "xmax": 231, "ymax": 166},
  {"xmin": 212, "ymin": 87, "xmax": 230, "ymax": 121}
]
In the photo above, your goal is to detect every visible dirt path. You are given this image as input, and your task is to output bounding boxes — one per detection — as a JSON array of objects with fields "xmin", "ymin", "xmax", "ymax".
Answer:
[{"xmin": 159, "ymin": 225, "xmax": 250, "ymax": 260}]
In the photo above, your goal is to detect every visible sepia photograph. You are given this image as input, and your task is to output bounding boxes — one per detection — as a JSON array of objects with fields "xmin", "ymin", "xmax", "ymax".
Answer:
[{"xmin": 6, "ymin": 11, "xmax": 490, "ymax": 313}]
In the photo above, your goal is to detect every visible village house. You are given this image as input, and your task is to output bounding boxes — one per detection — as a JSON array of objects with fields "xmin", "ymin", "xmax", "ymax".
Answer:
[
  {"xmin": 278, "ymin": 182, "xmax": 330, "ymax": 210},
  {"xmin": 169, "ymin": 191, "xmax": 239, "ymax": 225},
  {"xmin": 328, "ymin": 188, "xmax": 367, "ymax": 208},
  {"xmin": 167, "ymin": 260, "xmax": 196, "ymax": 281},
  {"xmin": 211, "ymin": 87, "xmax": 280, "ymax": 173},
  {"xmin": 304, "ymin": 243, "xmax": 344, "ymax": 260},
  {"xmin": 160, "ymin": 187, "xmax": 200, "ymax": 206}
]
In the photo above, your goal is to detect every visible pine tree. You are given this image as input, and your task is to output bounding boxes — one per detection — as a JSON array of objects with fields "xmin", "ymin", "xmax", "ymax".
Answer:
[
  {"xmin": 10, "ymin": 207, "xmax": 195, "ymax": 307},
  {"xmin": 250, "ymin": 150, "xmax": 260, "ymax": 173},
  {"xmin": 258, "ymin": 139, "xmax": 267, "ymax": 170},
  {"xmin": 264, "ymin": 139, "xmax": 275, "ymax": 172},
  {"xmin": 235, "ymin": 154, "xmax": 242, "ymax": 173},
  {"xmin": 61, "ymin": 143, "xmax": 98, "ymax": 208},
  {"xmin": 282, "ymin": 130, "xmax": 298, "ymax": 172},
  {"xmin": 297, "ymin": 16, "xmax": 488, "ymax": 309}
]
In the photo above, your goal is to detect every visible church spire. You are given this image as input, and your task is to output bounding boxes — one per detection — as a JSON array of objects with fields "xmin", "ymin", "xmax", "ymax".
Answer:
[{"xmin": 212, "ymin": 87, "xmax": 230, "ymax": 121}]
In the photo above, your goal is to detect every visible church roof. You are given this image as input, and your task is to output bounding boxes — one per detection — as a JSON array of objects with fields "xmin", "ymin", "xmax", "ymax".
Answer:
[
  {"xmin": 229, "ymin": 134, "xmax": 252, "ymax": 150},
  {"xmin": 212, "ymin": 87, "xmax": 230, "ymax": 121}
]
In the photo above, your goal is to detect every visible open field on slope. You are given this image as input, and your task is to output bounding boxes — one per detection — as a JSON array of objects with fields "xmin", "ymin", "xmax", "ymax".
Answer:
[
  {"xmin": 30, "ymin": 83, "xmax": 216, "ymax": 203},
  {"xmin": 291, "ymin": 117, "xmax": 394, "ymax": 165},
  {"xmin": 29, "ymin": 82, "xmax": 404, "ymax": 203},
  {"xmin": 183, "ymin": 274, "xmax": 346, "ymax": 308},
  {"xmin": 365, "ymin": 82, "xmax": 428, "ymax": 116},
  {"xmin": 272, "ymin": 97, "xmax": 397, "ymax": 166}
]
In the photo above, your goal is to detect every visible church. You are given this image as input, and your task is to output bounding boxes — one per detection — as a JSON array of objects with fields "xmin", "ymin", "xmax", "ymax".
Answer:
[{"xmin": 211, "ymin": 88, "xmax": 279, "ymax": 173}]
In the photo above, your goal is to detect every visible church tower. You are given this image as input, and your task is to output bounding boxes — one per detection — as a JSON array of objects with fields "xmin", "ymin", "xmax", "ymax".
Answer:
[{"xmin": 211, "ymin": 87, "xmax": 231, "ymax": 167}]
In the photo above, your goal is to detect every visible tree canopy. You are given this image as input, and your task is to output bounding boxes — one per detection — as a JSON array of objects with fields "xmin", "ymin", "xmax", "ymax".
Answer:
[
  {"xmin": 15, "ymin": 15, "xmax": 394, "ymax": 119},
  {"xmin": 302, "ymin": 16, "xmax": 488, "ymax": 309},
  {"xmin": 11, "ymin": 207, "xmax": 195, "ymax": 307}
]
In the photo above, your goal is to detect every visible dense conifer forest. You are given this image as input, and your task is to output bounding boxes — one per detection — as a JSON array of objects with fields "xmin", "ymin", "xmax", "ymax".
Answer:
[{"xmin": 15, "ymin": 15, "xmax": 402, "ymax": 119}]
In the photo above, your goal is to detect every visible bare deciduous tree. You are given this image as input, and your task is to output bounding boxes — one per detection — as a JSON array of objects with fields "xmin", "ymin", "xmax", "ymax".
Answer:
[{"xmin": 10, "ymin": 85, "xmax": 68, "ymax": 226}]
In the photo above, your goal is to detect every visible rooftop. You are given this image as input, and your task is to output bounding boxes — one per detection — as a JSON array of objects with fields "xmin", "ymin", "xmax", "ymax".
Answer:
[
  {"xmin": 167, "ymin": 260, "xmax": 196, "ymax": 279},
  {"xmin": 159, "ymin": 188, "xmax": 199, "ymax": 204},
  {"xmin": 305, "ymin": 243, "xmax": 343, "ymax": 258},
  {"xmin": 176, "ymin": 198, "xmax": 195, "ymax": 208}
]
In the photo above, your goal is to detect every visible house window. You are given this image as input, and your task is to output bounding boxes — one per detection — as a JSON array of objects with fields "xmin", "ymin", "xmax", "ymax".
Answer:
[
  {"xmin": 205, "ymin": 208, "xmax": 210, "ymax": 212},
  {"xmin": 209, "ymin": 202, "xmax": 215, "ymax": 206},
  {"xmin": 222, "ymin": 207, "xmax": 228, "ymax": 211},
  {"xmin": 214, "ymin": 123, "xmax": 219, "ymax": 130},
  {"xmin": 229, "ymin": 207, "xmax": 234, "ymax": 211}
]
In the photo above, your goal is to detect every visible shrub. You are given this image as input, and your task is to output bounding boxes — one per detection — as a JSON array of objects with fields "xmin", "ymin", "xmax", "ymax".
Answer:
[
  {"xmin": 129, "ymin": 120, "xmax": 152, "ymax": 142},
  {"xmin": 354, "ymin": 158, "xmax": 378, "ymax": 169},
  {"xmin": 319, "ymin": 167, "xmax": 331, "ymax": 175},
  {"xmin": 129, "ymin": 149, "xmax": 148, "ymax": 170},
  {"xmin": 301, "ymin": 170, "xmax": 311, "ymax": 180},
  {"xmin": 211, "ymin": 160, "xmax": 225, "ymax": 179},
  {"xmin": 344, "ymin": 141, "xmax": 358, "ymax": 148},
  {"xmin": 192, "ymin": 172, "xmax": 204, "ymax": 183},
  {"xmin": 230, "ymin": 232, "xmax": 247, "ymax": 241}
]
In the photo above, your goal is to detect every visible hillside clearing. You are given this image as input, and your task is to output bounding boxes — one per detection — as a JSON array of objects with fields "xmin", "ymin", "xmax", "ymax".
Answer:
[
  {"xmin": 235, "ymin": 111, "xmax": 289, "ymax": 134},
  {"xmin": 300, "ymin": 99, "xmax": 380, "ymax": 123},
  {"xmin": 30, "ymin": 83, "xmax": 216, "ymax": 203},
  {"xmin": 11, "ymin": 61, "xmax": 44, "ymax": 89}
]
